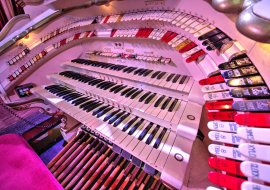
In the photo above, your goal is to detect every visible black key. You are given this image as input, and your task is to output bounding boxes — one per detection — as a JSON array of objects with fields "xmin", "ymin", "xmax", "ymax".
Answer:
[
  {"xmin": 151, "ymin": 71, "xmax": 161, "ymax": 79},
  {"xmin": 128, "ymin": 119, "xmax": 144, "ymax": 135},
  {"xmin": 108, "ymin": 111, "xmax": 126, "ymax": 124},
  {"xmin": 72, "ymin": 97, "xmax": 89, "ymax": 105},
  {"xmin": 166, "ymin": 73, "xmax": 175, "ymax": 82},
  {"xmin": 125, "ymin": 88, "xmax": 138, "ymax": 98},
  {"xmin": 138, "ymin": 122, "xmax": 153, "ymax": 140},
  {"xmin": 103, "ymin": 83, "xmax": 116, "ymax": 90},
  {"xmin": 154, "ymin": 95, "xmax": 166, "ymax": 107},
  {"xmin": 179, "ymin": 76, "xmax": 187, "ymax": 84},
  {"xmin": 86, "ymin": 102, "xmax": 103, "ymax": 112},
  {"xmin": 104, "ymin": 109, "xmax": 121, "ymax": 122},
  {"xmin": 138, "ymin": 69, "xmax": 148, "ymax": 76},
  {"xmin": 161, "ymin": 97, "xmax": 172, "ymax": 110},
  {"xmin": 97, "ymin": 106, "xmax": 114, "ymax": 118},
  {"xmin": 126, "ymin": 67, "xmax": 137, "ymax": 73},
  {"xmin": 62, "ymin": 92, "xmax": 79, "ymax": 100},
  {"xmin": 144, "ymin": 93, "xmax": 156, "ymax": 104},
  {"xmin": 66, "ymin": 94, "xmax": 82, "ymax": 102},
  {"xmin": 92, "ymin": 105, "xmax": 110, "ymax": 116},
  {"xmin": 79, "ymin": 99, "xmax": 95, "ymax": 109},
  {"xmin": 114, "ymin": 85, "xmax": 127, "ymax": 94},
  {"xmin": 96, "ymin": 81, "xmax": 109, "ymax": 88},
  {"xmin": 134, "ymin": 68, "xmax": 144, "ymax": 75},
  {"xmin": 90, "ymin": 79, "xmax": 104, "ymax": 86},
  {"xmin": 153, "ymin": 128, "xmax": 167, "ymax": 148},
  {"xmin": 123, "ymin": 67, "xmax": 131, "ymax": 73},
  {"xmin": 82, "ymin": 100, "xmax": 99, "ymax": 110},
  {"xmin": 122, "ymin": 117, "xmax": 138, "ymax": 132},
  {"xmin": 64, "ymin": 93, "xmax": 81, "ymax": 100},
  {"xmin": 130, "ymin": 89, "xmax": 143, "ymax": 99},
  {"xmin": 168, "ymin": 99, "xmax": 178, "ymax": 112},
  {"xmin": 113, "ymin": 113, "xmax": 130, "ymax": 127},
  {"xmin": 110, "ymin": 84, "xmax": 123, "ymax": 92},
  {"xmin": 143, "ymin": 70, "xmax": 153, "ymax": 77},
  {"xmin": 121, "ymin": 87, "xmax": 134, "ymax": 96},
  {"xmin": 172, "ymin": 74, "xmax": 181, "ymax": 83},
  {"xmin": 139, "ymin": 91, "xmax": 151, "ymax": 102},
  {"xmin": 56, "ymin": 90, "xmax": 73, "ymax": 96},
  {"xmin": 157, "ymin": 72, "xmax": 166, "ymax": 80},
  {"xmin": 145, "ymin": 125, "xmax": 160, "ymax": 144}
]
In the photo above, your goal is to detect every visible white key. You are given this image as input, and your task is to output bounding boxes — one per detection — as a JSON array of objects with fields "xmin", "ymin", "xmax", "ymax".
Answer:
[
  {"xmin": 120, "ymin": 120, "xmax": 146, "ymax": 148},
  {"xmin": 161, "ymin": 136, "xmax": 192, "ymax": 190},
  {"xmin": 139, "ymin": 126, "xmax": 163, "ymax": 160},
  {"xmin": 132, "ymin": 124, "xmax": 156, "ymax": 155},
  {"xmin": 147, "ymin": 129, "xmax": 170, "ymax": 164},
  {"xmin": 157, "ymin": 97, "xmax": 174, "ymax": 120},
  {"xmin": 155, "ymin": 131, "xmax": 176, "ymax": 168},
  {"xmin": 125, "ymin": 121, "xmax": 150, "ymax": 152},
  {"xmin": 164, "ymin": 99, "xmax": 181, "ymax": 122},
  {"xmin": 171, "ymin": 101, "xmax": 187, "ymax": 125},
  {"xmin": 183, "ymin": 77, "xmax": 194, "ymax": 93},
  {"xmin": 150, "ymin": 96, "xmax": 167, "ymax": 117}
]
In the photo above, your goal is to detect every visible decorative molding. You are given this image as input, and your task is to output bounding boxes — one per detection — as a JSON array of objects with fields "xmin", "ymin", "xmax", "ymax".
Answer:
[{"xmin": 0, "ymin": 14, "xmax": 30, "ymax": 42}]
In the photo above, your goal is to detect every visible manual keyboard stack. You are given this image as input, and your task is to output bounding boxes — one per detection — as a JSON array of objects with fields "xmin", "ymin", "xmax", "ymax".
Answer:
[{"xmin": 32, "ymin": 58, "xmax": 203, "ymax": 189}]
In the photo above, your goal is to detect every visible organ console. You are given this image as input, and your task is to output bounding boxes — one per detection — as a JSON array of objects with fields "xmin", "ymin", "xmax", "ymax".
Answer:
[{"xmin": 0, "ymin": 0, "xmax": 270, "ymax": 189}]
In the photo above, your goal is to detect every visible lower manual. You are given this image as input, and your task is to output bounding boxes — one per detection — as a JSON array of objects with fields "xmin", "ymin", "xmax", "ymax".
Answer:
[{"xmin": 48, "ymin": 130, "xmax": 172, "ymax": 190}]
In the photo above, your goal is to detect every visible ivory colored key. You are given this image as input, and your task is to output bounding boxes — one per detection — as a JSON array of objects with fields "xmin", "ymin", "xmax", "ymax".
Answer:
[
  {"xmin": 157, "ymin": 98, "xmax": 174, "ymax": 120},
  {"xmin": 139, "ymin": 125, "xmax": 163, "ymax": 160},
  {"xmin": 146, "ymin": 129, "xmax": 170, "ymax": 164},
  {"xmin": 171, "ymin": 101, "xmax": 187, "ymax": 125},
  {"xmin": 132, "ymin": 124, "xmax": 156, "ymax": 155},
  {"xmin": 154, "ymin": 131, "xmax": 176, "ymax": 169},
  {"xmin": 119, "ymin": 120, "xmax": 147, "ymax": 148},
  {"xmin": 163, "ymin": 99, "xmax": 181, "ymax": 122}
]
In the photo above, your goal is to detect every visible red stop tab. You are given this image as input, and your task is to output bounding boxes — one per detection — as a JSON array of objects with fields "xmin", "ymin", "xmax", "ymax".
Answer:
[
  {"xmin": 144, "ymin": 28, "xmax": 154, "ymax": 38},
  {"xmin": 205, "ymin": 100, "xmax": 233, "ymax": 110},
  {"xmin": 208, "ymin": 157, "xmax": 244, "ymax": 176},
  {"xmin": 208, "ymin": 171, "xmax": 246, "ymax": 190},
  {"xmin": 208, "ymin": 111, "xmax": 236, "ymax": 121},
  {"xmin": 164, "ymin": 32, "xmax": 178, "ymax": 43},
  {"xmin": 235, "ymin": 113, "xmax": 270, "ymax": 127},
  {"xmin": 186, "ymin": 49, "xmax": 206, "ymax": 63},
  {"xmin": 199, "ymin": 75, "xmax": 225, "ymax": 85}
]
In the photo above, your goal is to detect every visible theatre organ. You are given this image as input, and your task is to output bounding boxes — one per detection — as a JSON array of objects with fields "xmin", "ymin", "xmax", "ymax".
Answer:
[{"xmin": 0, "ymin": 0, "xmax": 270, "ymax": 189}]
